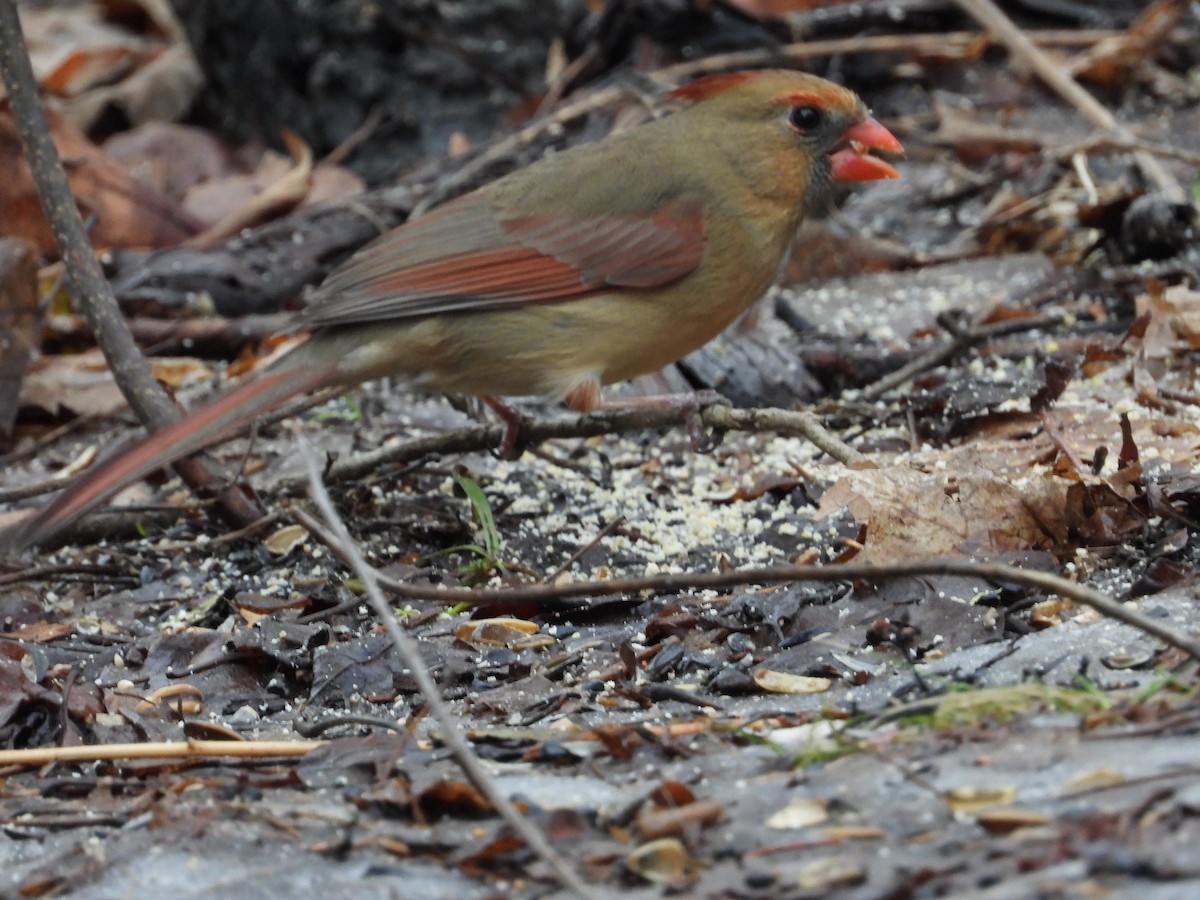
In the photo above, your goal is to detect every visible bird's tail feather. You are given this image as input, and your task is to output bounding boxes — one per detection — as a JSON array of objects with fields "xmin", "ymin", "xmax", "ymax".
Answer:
[{"xmin": 5, "ymin": 363, "xmax": 338, "ymax": 551}]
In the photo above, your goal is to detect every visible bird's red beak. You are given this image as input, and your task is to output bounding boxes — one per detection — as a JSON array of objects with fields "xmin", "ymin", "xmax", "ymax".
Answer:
[{"xmin": 830, "ymin": 117, "xmax": 904, "ymax": 181}]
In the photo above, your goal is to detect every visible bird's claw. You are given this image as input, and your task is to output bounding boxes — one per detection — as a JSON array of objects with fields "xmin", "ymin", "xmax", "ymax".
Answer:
[
  {"xmin": 482, "ymin": 395, "xmax": 532, "ymax": 460},
  {"xmin": 682, "ymin": 390, "xmax": 729, "ymax": 453},
  {"xmin": 497, "ymin": 414, "xmax": 532, "ymax": 460}
]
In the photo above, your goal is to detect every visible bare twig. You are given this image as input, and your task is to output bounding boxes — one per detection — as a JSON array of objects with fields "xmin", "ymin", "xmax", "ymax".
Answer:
[
  {"xmin": 412, "ymin": 84, "xmax": 628, "ymax": 216},
  {"xmin": 0, "ymin": 454, "xmax": 96, "ymax": 502},
  {"xmin": 285, "ymin": 500, "xmax": 1200, "ymax": 663},
  {"xmin": 289, "ymin": 506, "xmax": 366, "ymax": 574},
  {"xmin": 0, "ymin": 562, "xmax": 126, "ymax": 588},
  {"xmin": 861, "ymin": 312, "xmax": 1065, "ymax": 401},
  {"xmin": 1055, "ymin": 135, "xmax": 1200, "ymax": 168},
  {"xmin": 275, "ymin": 401, "xmax": 864, "ymax": 498},
  {"xmin": 183, "ymin": 132, "xmax": 314, "ymax": 249},
  {"xmin": 659, "ymin": 28, "xmax": 1122, "ymax": 83},
  {"xmin": 326, "ymin": 558, "xmax": 1199, "ymax": 662},
  {"xmin": 425, "ymin": 28, "xmax": 1123, "ymax": 220},
  {"xmin": 44, "ymin": 312, "xmax": 290, "ymax": 357},
  {"xmin": 145, "ymin": 509, "xmax": 288, "ymax": 553},
  {"xmin": 0, "ymin": 0, "xmax": 260, "ymax": 534},
  {"xmin": 0, "ymin": 738, "xmax": 321, "ymax": 768},
  {"xmin": 953, "ymin": 0, "xmax": 1184, "ymax": 200},
  {"xmin": 543, "ymin": 516, "xmax": 627, "ymax": 584},
  {"xmin": 298, "ymin": 442, "xmax": 599, "ymax": 900},
  {"xmin": 1039, "ymin": 411, "xmax": 1090, "ymax": 473}
]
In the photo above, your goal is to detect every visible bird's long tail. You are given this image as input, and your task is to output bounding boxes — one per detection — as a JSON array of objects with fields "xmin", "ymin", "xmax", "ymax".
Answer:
[{"xmin": 5, "ymin": 362, "xmax": 340, "ymax": 551}]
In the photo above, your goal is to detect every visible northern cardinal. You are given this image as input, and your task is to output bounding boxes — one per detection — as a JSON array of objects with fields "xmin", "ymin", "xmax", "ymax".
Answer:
[{"xmin": 7, "ymin": 69, "xmax": 901, "ymax": 550}]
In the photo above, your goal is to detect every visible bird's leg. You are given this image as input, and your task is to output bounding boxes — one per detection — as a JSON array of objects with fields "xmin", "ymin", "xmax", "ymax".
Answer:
[
  {"xmin": 565, "ymin": 382, "xmax": 729, "ymax": 453},
  {"xmin": 481, "ymin": 395, "xmax": 532, "ymax": 460},
  {"xmin": 483, "ymin": 383, "xmax": 730, "ymax": 459}
]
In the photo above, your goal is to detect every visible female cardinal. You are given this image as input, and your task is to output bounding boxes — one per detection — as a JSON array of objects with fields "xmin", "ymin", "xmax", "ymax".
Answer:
[{"xmin": 7, "ymin": 69, "xmax": 901, "ymax": 549}]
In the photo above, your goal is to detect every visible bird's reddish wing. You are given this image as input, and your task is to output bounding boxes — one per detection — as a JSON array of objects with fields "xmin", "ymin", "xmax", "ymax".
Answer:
[{"xmin": 298, "ymin": 193, "xmax": 706, "ymax": 329}]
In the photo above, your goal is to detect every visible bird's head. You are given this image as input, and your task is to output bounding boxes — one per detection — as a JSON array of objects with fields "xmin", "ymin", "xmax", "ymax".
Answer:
[{"xmin": 669, "ymin": 69, "xmax": 903, "ymax": 208}]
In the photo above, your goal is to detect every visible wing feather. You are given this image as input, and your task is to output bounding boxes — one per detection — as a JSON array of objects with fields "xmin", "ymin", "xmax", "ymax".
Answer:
[{"xmin": 298, "ymin": 192, "xmax": 706, "ymax": 330}]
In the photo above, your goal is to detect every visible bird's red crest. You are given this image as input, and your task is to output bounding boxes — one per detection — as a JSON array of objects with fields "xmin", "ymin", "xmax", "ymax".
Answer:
[{"xmin": 668, "ymin": 71, "xmax": 757, "ymax": 103}]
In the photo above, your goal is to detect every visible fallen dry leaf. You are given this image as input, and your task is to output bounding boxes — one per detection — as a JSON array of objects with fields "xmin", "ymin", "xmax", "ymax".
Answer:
[
  {"xmin": 975, "ymin": 807, "xmax": 1051, "ymax": 834},
  {"xmin": 753, "ymin": 669, "xmax": 833, "ymax": 695},
  {"xmin": 182, "ymin": 131, "xmax": 314, "ymax": 247},
  {"xmin": 817, "ymin": 464, "xmax": 1068, "ymax": 563},
  {"xmin": 625, "ymin": 837, "xmax": 703, "ymax": 886},
  {"xmin": 0, "ymin": 238, "xmax": 39, "ymax": 437},
  {"xmin": 1137, "ymin": 284, "xmax": 1200, "ymax": 360},
  {"xmin": 1069, "ymin": 0, "xmax": 1184, "ymax": 91},
  {"xmin": 454, "ymin": 617, "xmax": 540, "ymax": 648},
  {"xmin": 60, "ymin": 43, "xmax": 203, "ymax": 133},
  {"xmin": 0, "ymin": 103, "xmax": 199, "ymax": 255},
  {"xmin": 263, "ymin": 524, "xmax": 309, "ymax": 557},
  {"xmin": 103, "ymin": 122, "xmax": 232, "ymax": 201},
  {"xmin": 943, "ymin": 785, "xmax": 1017, "ymax": 814},
  {"xmin": 766, "ymin": 797, "xmax": 829, "ymax": 830},
  {"xmin": 18, "ymin": 348, "xmax": 212, "ymax": 418},
  {"xmin": 796, "ymin": 855, "xmax": 867, "ymax": 891}
]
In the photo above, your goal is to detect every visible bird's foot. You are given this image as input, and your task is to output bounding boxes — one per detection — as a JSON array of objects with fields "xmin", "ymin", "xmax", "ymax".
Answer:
[
  {"xmin": 590, "ymin": 389, "xmax": 730, "ymax": 453},
  {"xmin": 481, "ymin": 395, "xmax": 531, "ymax": 460},
  {"xmin": 677, "ymin": 389, "xmax": 729, "ymax": 453}
]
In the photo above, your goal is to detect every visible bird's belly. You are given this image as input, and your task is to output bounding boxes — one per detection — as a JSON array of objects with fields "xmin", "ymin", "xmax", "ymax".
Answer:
[
  {"xmin": 432, "ymin": 289, "xmax": 751, "ymax": 398},
  {"xmin": 329, "ymin": 283, "xmax": 760, "ymax": 402}
]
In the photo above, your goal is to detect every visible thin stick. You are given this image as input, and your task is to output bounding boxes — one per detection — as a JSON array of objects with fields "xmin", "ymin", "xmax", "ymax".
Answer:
[
  {"xmin": 298, "ymin": 442, "xmax": 599, "ymax": 900},
  {"xmin": 422, "ymin": 28, "xmax": 1122, "ymax": 216},
  {"xmin": 953, "ymin": 0, "xmax": 1184, "ymax": 200},
  {"xmin": 354, "ymin": 559, "xmax": 1199, "ymax": 662},
  {"xmin": 0, "ymin": 0, "xmax": 260, "ymax": 532},
  {"xmin": 659, "ymin": 28, "xmax": 1122, "ymax": 82},
  {"xmin": 273, "ymin": 401, "xmax": 865, "ymax": 497},
  {"xmin": 283, "ymin": 503, "xmax": 1200, "ymax": 664},
  {"xmin": 1055, "ymin": 135, "xmax": 1200, "ymax": 168},
  {"xmin": 861, "ymin": 313, "xmax": 1065, "ymax": 401},
  {"xmin": 0, "ymin": 738, "xmax": 321, "ymax": 767}
]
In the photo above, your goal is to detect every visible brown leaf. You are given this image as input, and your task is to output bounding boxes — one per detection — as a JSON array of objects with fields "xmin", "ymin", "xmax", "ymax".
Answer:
[
  {"xmin": 817, "ymin": 466, "xmax": 1068, "ymax": 563},
  {"xmin": 976, "ymin": 808, "xmax": 1051, "ymax": 834},
  {"xmin": 594, "ymin": 723, "xmax": 644, "ymax": 761},
  {"xmin": 19, "ymin": 349, "xmax": 212, "ymax": 418},
  {"xmin": 417, "ymin": 777, "xmax": 491, "ymax": 817},
  {"xmin": 625, "ymin": 837, "xmax": 703, "ymax": 886},
  {"xmin": 59, "ymin": 44, "xmax": 202, "ymax": 131},
  {"xmin": 183, "ymin": 131, "xmax": 314, "ymax": 247},
  {"xmin": 189, "ymin": 157, "xmax": 360, "ymax": 236},
  {"xmin": 0, "ymin": 621, "xmax": 72, "ymax": 642},
  {"xmin": 1118, "ymin": 412, "xmax": 1139, "ymax": 469},
  {"xmin": 41, "ymin": 45, "xmax": 142, "ymax": 96},
  {"xmin": 1069, "ymin": 0, "xmax": 1185, "ymax": 91},
  {"xmin": 1030, "ymin": 360, "xmax": 1073, "ymax": 414},
  {"xmin": 753, "ymin": 669, "xmax": 833, "ymax": 694},
  {"xmin": 0, "ymin": 238, "xmax": 39, "ymax": 437},
  {"xmin": 1137, "ymin": 285, "xmax": 1200, "ymax": 358},
  {"xmin": 648, "ymin": 782, "xmax": 696, "ymax": 807},
  {"xmin": 636, "ymin": 798, "xmax": 724, "ymax": 840},
  {"xmin": 103, "ymin": 122, "xmax": 232, "ymax": 201},
  {"xmin": 454, "ymin": 617, "xmax": 540, "ymax": 648},
  {"xmin": 1063, "ymin": 481, "xmax": 1144, "ymax": 546},
  {"xmin": 0, "ymin": 103, "xmax": 200, "ymax": 255}
]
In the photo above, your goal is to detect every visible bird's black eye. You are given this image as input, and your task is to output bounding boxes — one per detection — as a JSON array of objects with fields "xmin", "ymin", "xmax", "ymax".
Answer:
[{"xmin": 788, "ymin": 105, "xmax": 823, "ymax": 133}]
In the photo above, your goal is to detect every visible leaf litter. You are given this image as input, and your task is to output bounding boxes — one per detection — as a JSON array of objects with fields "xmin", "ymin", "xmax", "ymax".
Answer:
[{"xmin": 2, "ymin": 1, "xmax": 1200, "ymax": 897}]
